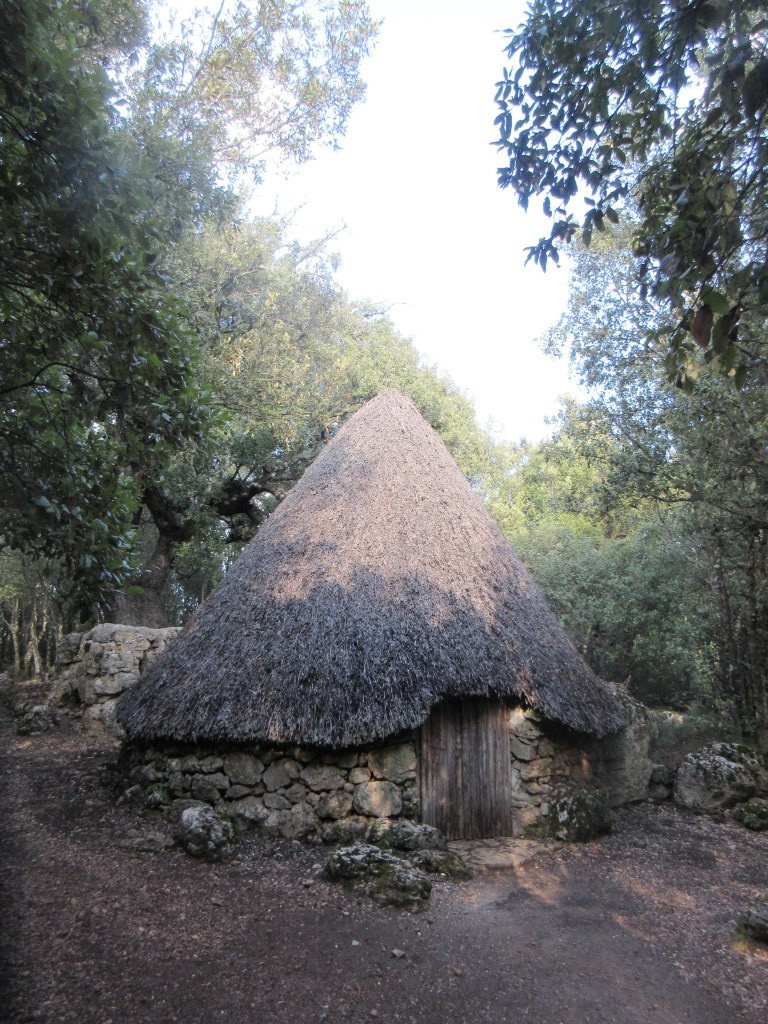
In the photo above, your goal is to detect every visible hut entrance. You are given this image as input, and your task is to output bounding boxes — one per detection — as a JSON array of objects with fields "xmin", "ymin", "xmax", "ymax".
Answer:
[{"xmin": 419, "ymin": 697, "xmax": 513, "ymax": 840}]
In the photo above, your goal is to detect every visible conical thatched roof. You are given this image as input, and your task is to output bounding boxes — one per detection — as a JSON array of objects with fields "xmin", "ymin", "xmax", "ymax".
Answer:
[{"xmin": 117, "ymin": 390, "xmax": 624, "ymax": 746}]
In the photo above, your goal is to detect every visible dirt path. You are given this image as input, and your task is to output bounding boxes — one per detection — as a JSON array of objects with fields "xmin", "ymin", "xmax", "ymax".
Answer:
[{"xmin": 1, "ymin": 707, "xmax": 766, "ymax": 1024}]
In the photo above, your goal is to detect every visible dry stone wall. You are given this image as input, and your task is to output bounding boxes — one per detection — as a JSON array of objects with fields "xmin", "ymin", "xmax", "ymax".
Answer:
[
  {"xmin": 508, "ymin": 689, "xmax": 653, "ymax": 835},
  {"xmin": 120, "ymin": 736, "xmax": 419, "ymax": 843},
  {"xmin": 51, "ymin": 624, "xmax": 180, "ymax": 735}
]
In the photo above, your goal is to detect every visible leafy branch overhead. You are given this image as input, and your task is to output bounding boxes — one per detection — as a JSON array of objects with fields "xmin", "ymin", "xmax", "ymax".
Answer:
[{"xmin": 494, "ymin": 0, "xmax": 768, "ymax": 385}]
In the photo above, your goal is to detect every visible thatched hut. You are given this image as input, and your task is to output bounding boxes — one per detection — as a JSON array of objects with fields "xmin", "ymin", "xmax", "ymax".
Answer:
[{"xmin": 117, "ymin": 390, "xmax": 627, "ymax": 840}]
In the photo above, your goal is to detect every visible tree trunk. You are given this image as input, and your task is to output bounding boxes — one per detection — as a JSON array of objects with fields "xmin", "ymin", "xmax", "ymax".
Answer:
[
  {"xmin": 112, "ymin": 535, "xmax": 174, "ymax": 628},
  {"xmin": 25, "ymin": 599, "xmax": 43, "ymax": 677},
  {"xmin": 0, "ymin": 598, "xmax": 22, "ymax": 676}
]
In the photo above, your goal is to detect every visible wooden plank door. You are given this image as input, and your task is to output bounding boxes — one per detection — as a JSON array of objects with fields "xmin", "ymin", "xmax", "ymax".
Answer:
[{"xmin": 420, "ymin": 697, "xmax": 513, "ymax": 840}]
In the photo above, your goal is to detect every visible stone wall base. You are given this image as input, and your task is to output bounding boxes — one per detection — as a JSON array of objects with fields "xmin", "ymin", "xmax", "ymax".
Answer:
[
  {"xmin": 120, "ymin": 736, "xmax": 419, "ymax": 843},
  {"xmin": 508, "ymin": 689, "xmax": 653, "ymax": 835}
]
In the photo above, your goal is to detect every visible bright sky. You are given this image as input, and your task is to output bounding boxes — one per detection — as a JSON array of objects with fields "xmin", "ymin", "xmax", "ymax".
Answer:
[
  {"xmin": 174, "ymin": 1, "xmax": 580, "ymax": 441},
  {"xmin": 250, "ymin": 0, "xmax": 578, "ymax": 441}
]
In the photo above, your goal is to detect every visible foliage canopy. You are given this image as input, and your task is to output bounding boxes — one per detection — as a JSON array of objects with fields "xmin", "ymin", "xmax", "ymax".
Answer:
[
  {"xmin": 0, "ymin": 0, "xmax": 375, "ymax": 612},
  {"xmin": 494, "ymin": 0, "xmax": 768, "ymax": 384}
]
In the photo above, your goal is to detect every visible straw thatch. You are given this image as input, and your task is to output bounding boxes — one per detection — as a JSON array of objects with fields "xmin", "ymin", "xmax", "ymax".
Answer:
[{"xmin": 117, "ymin": 390, "xmax": 624, "ymax": 746}]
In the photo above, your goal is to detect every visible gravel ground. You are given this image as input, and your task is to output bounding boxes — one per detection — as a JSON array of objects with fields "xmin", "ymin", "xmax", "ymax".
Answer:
[{"xmin": 1, "ymin": 695, "xmax": 766, "ymax": 1024}]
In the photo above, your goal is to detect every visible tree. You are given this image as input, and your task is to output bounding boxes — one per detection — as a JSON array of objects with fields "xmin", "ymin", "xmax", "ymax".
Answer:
[
  {"xmin": 128, "ymin": 0, "xmax": 377, "ymax": 183},
  {"xmin": 482, "ymin": 399, "xmax": 715, "ymax": 710},
  {"xmin": 494, "ymin": 0, "xmax": 768, "ymax": 382},
  {"xmin": 544, "ymin": 225, "xmax": 768, "ymax": 747},
  {"xmin": 0, "ymin": 0, "xmax": 376, "ymax": 614},
  {"xmin": 0, "ymin": 0, "xmax": 208, "ymax": 612}
]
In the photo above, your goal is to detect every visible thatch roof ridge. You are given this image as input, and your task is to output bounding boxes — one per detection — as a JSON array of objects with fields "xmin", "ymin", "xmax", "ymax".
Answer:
[{"xmin": 117, "ymin": 390, "xmax": 624, "ymax": 745}]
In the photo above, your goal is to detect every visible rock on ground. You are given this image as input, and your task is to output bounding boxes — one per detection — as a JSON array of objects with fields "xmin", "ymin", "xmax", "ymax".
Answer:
[
  {"xmin": 733, "ymin": 799, "xmax": 768, "ymax": 832},
  {"xmin": 409, "ymin": 849, "xmax": 471, "ymax": 879},
  {"xmin": 175, "ymin": 806, "xmax": 235, "ymax": 861},
  {"xmin": 323, "ymin": 843, "xmax": 432, "ymax": 909},
  {"xmin": 674, "ymin": 742, "xmax": 768, "ymax": 815}
]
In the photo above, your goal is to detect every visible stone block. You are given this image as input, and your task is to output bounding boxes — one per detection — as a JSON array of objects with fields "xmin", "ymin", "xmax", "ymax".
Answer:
[
  {"xmin": 225, "ymin": 784, "xmax": 254, "ymax": 800},
  {"xmin": 191, "ymin": 773, "xmax": 228, "ymax": 803},
  {"xmin": 102, "ymin": 652, "xmax": 135, "ymax": 674},
  {"xmin": 280, "ymin": 802, "xmax": 319, "ymax": 840},
  {"xmin": 321, "ymin": 750, "xmax": 359, "ymax": 768},
  {"xmin": 401, "ymin": 788, "xmax": 419, "ymax": 817},
  {"xmin": 172, "ymin": 755, "xmax": 224, "ymax": 774},
  {"xmin": 260, "ymin": 811, "xmax": 286, "ymax": 837},
  {"xmin": 320, "ymin": 817, "xmax": 369, "ymax": 845},
  {"xmin": 263, "ymin": 793, "xmax": 292, "ymax": 810},
  {"xmin": 368, "ymin": 742, "xmax": 417, "ymax": 783},
  {"xmin": 92, "ymin": 676, "xmax": 126, "ymax": 697},
  {"xmin": 349, "ymin": 767, "xmax": 371, "ymax": 785},
  {"xmin": 353, "ymin": 780, "xmax": 402, "ymax": 818},
  {"xmin": 56, "ymin": 632, "xmax": 84, "ymax": 665},
  {"xmin": 263, "ymin": 758, "xmax": 300, "ymax": 791},
  {"xmin": 508, "ymin": 707, "xmax": 543, "ymax": 742},
  {"xmin": 169, "ymin": 773, "xmax": 189, "ymax": 797},
  {"xmin": 292, "ymin": 746, "xmax": 316, "ymax": 764},
  {"xmin": 520, "ymin": 761, "xmax": 549, "ymax": 781},
  {"xmin": 316, "ymin": 791, "xmax": 354, "ymax": 820},
  {"xmin": 76, "ymin": 678, "xmax": 97, "ymax": 705},
  {"xmin": 99, "ymin": 700, "xmax": 125, "ymax": 738},
  {"xmin": 510, "ymin": 737, "xmax": 536, "ymax": 761},
  {"xmin": 224, "ymin": 752, "xmax": 264, "ymax": 786},
  {"xmin": 284, "ymin": 783, "xmax": 308, "ymax": 804},
  {"xmin": 299, "ymin": 764, "xmax": 346, "ymax": 792},
  {"xmin": 139, "ymin": 765, "xmax": 166, "ymax": 785},
  {"xmin": 229, "ymin": 796, "xmax": 269, "ymax": 824}
]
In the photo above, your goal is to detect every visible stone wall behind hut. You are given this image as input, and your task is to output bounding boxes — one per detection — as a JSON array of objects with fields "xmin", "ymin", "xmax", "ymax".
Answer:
[{"xmin": 51, "ymin": 624, "xmax": 180, "ymax": 734}]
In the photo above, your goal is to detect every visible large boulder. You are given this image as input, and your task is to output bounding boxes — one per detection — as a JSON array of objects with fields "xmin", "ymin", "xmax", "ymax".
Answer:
[
  {"xmin": 673, "ymin": 742, "xmax": 767, "ymax": 815},
  {"xmin": 175, "ymin": 806, "xmax": 235, "ymax": 861},
  {"xmin": 323, "ymin": 843, "xmax": 431, "ymax": 909}
]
